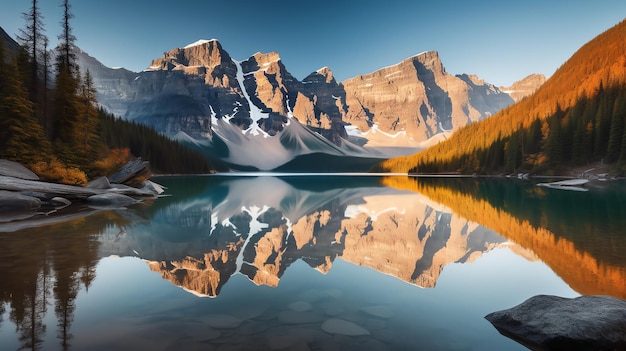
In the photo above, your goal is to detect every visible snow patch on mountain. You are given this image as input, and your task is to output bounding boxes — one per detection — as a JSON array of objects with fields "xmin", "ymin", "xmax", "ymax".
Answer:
[
  {"xmin": 184, "ymin": 39, "xmax": 217, "ymax": 49},
  {"xmin": 233, "ymin": 59, "xmax": 271, "ymax": 137}
]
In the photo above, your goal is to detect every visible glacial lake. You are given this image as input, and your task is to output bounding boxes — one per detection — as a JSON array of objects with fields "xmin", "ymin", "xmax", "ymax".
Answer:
[{"xmin": 1, "ymin": 175, "xmax": 625, "ymax": 350}]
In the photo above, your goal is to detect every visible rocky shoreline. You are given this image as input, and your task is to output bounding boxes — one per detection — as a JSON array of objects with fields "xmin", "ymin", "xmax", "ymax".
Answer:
[
  {"xmin": 0, "ymin": 159, "xmax": 164, "ymax": 230},
  {"xmin": 486, "ymin": 294, "xmax": 626, "ymax": 351}
]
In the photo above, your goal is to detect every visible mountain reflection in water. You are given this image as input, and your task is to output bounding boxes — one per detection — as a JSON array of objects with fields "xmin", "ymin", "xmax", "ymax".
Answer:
[
  {"xmin": 0, "ymin": 174, "xmax": 624, "ymax": 350},
  {"xmin": 107, "ymin": 175, "xmax": 509, "ymax": 296}
]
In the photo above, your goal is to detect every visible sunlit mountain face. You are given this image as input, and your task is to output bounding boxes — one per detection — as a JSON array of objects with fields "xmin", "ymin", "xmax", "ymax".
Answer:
[{"xmin": 70, "ymin": 39, "xmax": 533, "ymax": 170}]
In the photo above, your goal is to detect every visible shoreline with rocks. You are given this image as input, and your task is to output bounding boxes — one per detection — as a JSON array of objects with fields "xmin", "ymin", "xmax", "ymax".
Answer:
[{"xmin": 0, "ymin": 159, "xmax": 165, "ymax": 232}]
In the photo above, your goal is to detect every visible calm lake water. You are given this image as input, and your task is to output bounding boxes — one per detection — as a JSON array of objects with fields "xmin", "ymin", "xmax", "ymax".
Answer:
[{"xmin": 1, "ymin": 175, "xmax": 625, "ymax": 350}]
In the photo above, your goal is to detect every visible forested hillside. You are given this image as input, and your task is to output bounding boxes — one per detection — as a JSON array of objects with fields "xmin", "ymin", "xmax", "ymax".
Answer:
[
  {"xmin": 378, "ymin": 19, "xmax": 626, "ymax": 174},
  {"xmin": 0, "ymin": 1, "xmax": 212, "ymax": 184}
]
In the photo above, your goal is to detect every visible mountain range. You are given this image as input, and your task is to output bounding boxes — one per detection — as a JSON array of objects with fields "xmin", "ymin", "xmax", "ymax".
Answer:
[
  {"xmin": 71, "ymin": 39, "xmax": 543, "ymax": 170},
  {"xmin": 0, "ymin": 26, "xmax": 544, "ymax": 171}
]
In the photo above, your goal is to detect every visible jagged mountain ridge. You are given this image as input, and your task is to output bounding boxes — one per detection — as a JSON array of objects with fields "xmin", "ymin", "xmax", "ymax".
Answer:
[
  {"xmin": 66, "ymin": 39, "xmax": 544, "ymax": 169},
  {"xmin": 0, "ymin": 24, "xmax": 544, "ymax": 170}
]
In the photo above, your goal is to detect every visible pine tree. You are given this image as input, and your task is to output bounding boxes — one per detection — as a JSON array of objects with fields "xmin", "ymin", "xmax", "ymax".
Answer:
[
  {"xmin": 52, "ymin": 0, "xmax": 82, "ymax": 164},
  {"xmin": 606, "ymin": 90, "xmax": 626, "ymax": 163},
  {"xmin": 75, "ymin": 70, "xmax": 102, "ymax": 167},
  {"xmin": 16, "ymin": 0, "xmax": 47, "ymax": 114},
  {"xmin": 0, "ymin": 57, "xmax": 51, "ymax": 164}
]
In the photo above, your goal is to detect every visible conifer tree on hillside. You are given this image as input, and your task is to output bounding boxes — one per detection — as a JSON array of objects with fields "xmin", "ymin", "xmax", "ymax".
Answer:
[
  {"xmin": 16, "ymin": 0, "xmax": 47, "ymax": 118},
  {"xmin": 52, "ymin": 0, "xmax": 84, "ymax": 165},
  {"xmin": 76, "ymin": 70, "xmax": 102, "ymax": 166},
  {"xmin": 0, "ymin": 56, "xmax": 51, "ymax": 164}
]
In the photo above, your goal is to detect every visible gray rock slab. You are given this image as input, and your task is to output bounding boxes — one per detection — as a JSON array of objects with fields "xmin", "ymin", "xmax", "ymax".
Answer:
[
  {"xmin": 50, "ymin": 197, "xmax": 71, "ymax": 207},
  {"xmin": 485, "ymin": 294, "xmax": 626, "ymax": 351},
  {"xmin": 0, "ymin": 176, "xmax": 102, "ymax": 198},
  {"xmin": 87, "ymin": 176, "xmax": 111, "ymax": 189},
  {"xmin": 141, "ymin": 180, "xmax": 166, "ymax": 195},
  {"xmin": 87, "ymin": 193, "xmax": 138, "ymax": 207},
  {"xmin": 321, "ymin": 318, "xmax": 370, "ymax": 336},
  {"xmin": 109, "ymin": 158, "xmax": 150, "ymax": 184},
  {"xmin": 0, "ymin": 159, "xmax": 39, "ymax": 180},
  {"xmin": 108, "ymin": 183, "xmax": 157, "ymax": 198},
  {"xmin": 288, "ymin": 301, "xmax": 313, "ymax": 312},
  {"xmin": 360, "ymin": 306, "xmax": 393, "ymax": 319},
  {"xmin": 278, "ymin": 311, "xmax": 323, "ymax": 325},
  {"xmin": 0, "ymin": 190, "xmax": 41, "ymax": 212}
]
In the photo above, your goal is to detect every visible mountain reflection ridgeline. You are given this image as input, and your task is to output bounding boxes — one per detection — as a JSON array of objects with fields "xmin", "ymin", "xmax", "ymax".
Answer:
[
  {"xmin": 384, "ymin": 176, "xmax": 626, "ymax": 299},
  {"xmin": 97, "ymin": 175, "xmax": 513, "ymax": 297}
]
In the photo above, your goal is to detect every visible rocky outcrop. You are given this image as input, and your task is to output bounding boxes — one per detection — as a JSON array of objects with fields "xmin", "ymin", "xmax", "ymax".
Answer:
[
  {"xmin": 342, "ymin": 52, "xmax": 513, "ymax": 142},
  {"xmin": 0, "ymin": 159, "xmax": 162, "ymax": 226},
  {"xmin": 74, "ymin": 40, "xmax": 524, "ymax": 151},
  {"xmin": 500, "ymin": 73, "xmax": 546, "ymax": 102},
  {"xmin": 0, "ymin": 159, "xmax": 39, "ymax": 180},
  {"xmin": 73, "ymin": 47, "xmax": 139, "ymax": 117},
  {"xmin": 485, "ymin": 294, "xmax": 626, "ymax": 351}
]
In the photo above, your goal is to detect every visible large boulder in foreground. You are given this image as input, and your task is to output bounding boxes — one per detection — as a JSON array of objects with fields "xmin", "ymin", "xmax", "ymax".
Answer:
[
  {"xmin": 0, "ymin": 160, "xmax": 39, "ymax": 180},
  {"xmin": 0, "ymin": 190, "xmax": 41, "ymax": 212},
  {"xmin": 485, "ymin": 295, "xmax": 626, "ymax": 351}
]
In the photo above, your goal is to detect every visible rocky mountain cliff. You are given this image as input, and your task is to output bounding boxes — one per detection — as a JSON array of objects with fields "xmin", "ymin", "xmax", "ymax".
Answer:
[
  {"xmin": 70, "ymin": 39, "xmax": 540, "ymax": 169},
  {"xmin": 500, "ymin": 73, "xmax": 546, "ymax": 102}
]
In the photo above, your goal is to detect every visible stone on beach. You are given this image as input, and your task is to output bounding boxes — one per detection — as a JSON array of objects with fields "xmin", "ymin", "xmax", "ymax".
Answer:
[
  {"xmin": 87, "ymin": 176, "xmax": 112, "ymax": 189},
  {"xmin": 321, "ymin": 318, "xmax": 370, "ymax": 336},
  {"xmin": 200, "ymin": 314, "xmax": 243, "ymax": 329},
  {"xmin": 0, "ymin": 190, "xmax": 41, "ymax": 211},
  {"xmin": 485, "ymin": 294, "xmax": 626, "ymax": 351},
  {"xmin": 360, "ymin": 305, "xmax": 393, "ymax": 319},
  {"xmin": 288, "ymin": 301, "xmax": 313, "ymax": 312},
  {"xmin": 108, "ymin": 158, "xmax": 151, "ymax": 185},
  {"xmin": 0, "ymin": 159, "xmax": 39, "ymax": 180},
  {"xmin": 87, "ymin": 193, "xmax": 138, "ymax": 207}
]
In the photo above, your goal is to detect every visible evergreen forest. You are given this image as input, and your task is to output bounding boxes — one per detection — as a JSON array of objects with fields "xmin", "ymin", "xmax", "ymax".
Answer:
[{"xmin": 0, "ymin": 0, "xmax": 211, "ymax": 185}]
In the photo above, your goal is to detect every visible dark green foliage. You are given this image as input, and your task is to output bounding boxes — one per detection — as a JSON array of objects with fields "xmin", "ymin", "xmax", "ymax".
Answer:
[
  {"xmin": 0, "ymin": 57, "xmax": 51, "ymax": 164},
  {"xmin": 98, "ymin": 110, "xmax": 213, "ymax": 174},
  {"xmin": 274, "ymin": 153, "xmax": 384, "ymax": 173},
  {"xmin": 0, "ymin": 2, "xmax": 215, "ymax": 177}
]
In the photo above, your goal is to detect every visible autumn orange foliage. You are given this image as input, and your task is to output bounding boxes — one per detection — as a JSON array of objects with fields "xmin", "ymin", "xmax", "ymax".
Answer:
[
  {"xmin": 93, "ymin": 148, "xmax": 131, "ymax": 176},
  {"xmin": 381, "ymin": 19, "xmax": 626, "ymax": 173},
  {"xmin": 383, "ymin": 176, "xmax": 626, "ymax": 299},
  {"xmin": 29, "ymin": 158, "xmax": 88, "ymax": 186}
]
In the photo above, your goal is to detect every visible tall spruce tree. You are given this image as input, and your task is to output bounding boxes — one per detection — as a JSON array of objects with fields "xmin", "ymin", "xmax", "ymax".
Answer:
[
  {"xmin": 0, "ymin": 56, "xmax": 51, "ymax": 164},
  {"xmin": 76, "ymin": 70, "xmax": 102, "ymax": 166},
  {"xmin": 606, "ymin": 92, "xmax": 626, "ymax": 163},
  {"xmin": 52, "ymin": 0, "xmax": 82, "ymax": 164},
  {"xmin": 16, "ymin": 0, "xmax": 47, "ymax": 115}
]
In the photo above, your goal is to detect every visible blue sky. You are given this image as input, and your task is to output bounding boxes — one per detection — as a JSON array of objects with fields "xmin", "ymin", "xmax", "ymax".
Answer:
[{"xmin": 1, "ymin": 0, "xmax": 625, "ymax": 86}]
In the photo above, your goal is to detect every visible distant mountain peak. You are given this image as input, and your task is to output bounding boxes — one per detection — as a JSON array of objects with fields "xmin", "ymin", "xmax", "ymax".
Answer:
[
  {"xmin": 250, "ymin": 51, "xmax": 281, "ymax": 66},
  {"xmin": 500, "ymin": 73, "xmax": 547, "ymax": 102},
  {"xmin": 183, "ymin": 39, "xmax": 218, "ymax": 49},
  {"xmin": 147, "ymin": 38, "xmax": 230, "ymax": 72}
]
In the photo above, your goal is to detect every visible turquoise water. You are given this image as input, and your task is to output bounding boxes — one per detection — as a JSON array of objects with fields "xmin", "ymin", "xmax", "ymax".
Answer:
[{"xmin": 0, "ymin": 175, "xmax": 623, "ymax": 350}]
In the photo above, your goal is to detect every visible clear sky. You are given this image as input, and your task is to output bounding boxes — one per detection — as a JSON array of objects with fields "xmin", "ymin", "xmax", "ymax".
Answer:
[{"xmin": 1, "ymin": 0, "xmax": 625, "ymax": 86}]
